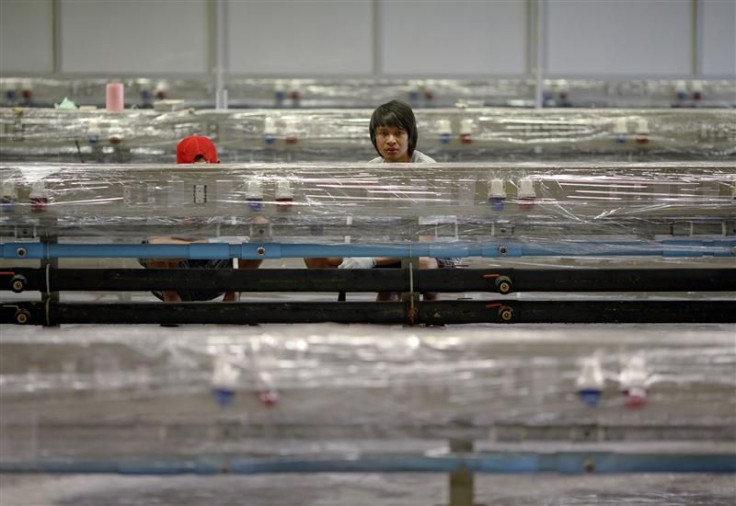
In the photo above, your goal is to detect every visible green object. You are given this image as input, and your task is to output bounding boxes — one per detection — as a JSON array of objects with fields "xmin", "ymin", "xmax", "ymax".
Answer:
[{"xmin": 56, "ymin": 97, "xmax": 78, "ymax": 110}]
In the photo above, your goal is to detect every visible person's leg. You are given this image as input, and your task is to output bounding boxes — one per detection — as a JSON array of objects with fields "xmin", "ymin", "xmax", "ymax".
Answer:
[
  {"xmin": 419, "ymin": 257, "xmax": 439, "ymax": 301},
  {"xmin": 304, "ymin": 258, "xmax": 343, "ymax": 268},
  {"xmin": 225, "ymin": 258, "xmax": 264, "ymax": 301},
  {"xmin": 144, "ymin": 258, "xmax": 183, "ymax": 302}
]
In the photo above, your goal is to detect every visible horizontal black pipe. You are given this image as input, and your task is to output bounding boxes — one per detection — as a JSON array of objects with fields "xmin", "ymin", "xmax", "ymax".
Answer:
[
  {"xmin": 3, "ymin": 300, "xmax": 735, "ymax": 325},
  {"xmin": 2, "ymin": 268, "xmax": 735, "ymax": 293}
]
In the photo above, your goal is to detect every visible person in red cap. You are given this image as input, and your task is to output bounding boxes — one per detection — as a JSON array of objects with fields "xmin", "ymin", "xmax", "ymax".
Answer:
[
  {"xmin": 141, "ymin": 136, "xmax": 262, "ymax": 304},
  {"xmin": 176, "ymin": 135, "xmax": 219, "ymax": 164}
]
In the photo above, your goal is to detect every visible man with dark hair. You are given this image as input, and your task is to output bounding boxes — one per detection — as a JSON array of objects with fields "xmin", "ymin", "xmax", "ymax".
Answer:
[
  {"xmin": 368, "ymin": 100, "xmax": 435, "ymax": 163},
  {"xmin": 143, "ymin": 136, "xmax": 262, "ymax": 303},
  {"xmin": 305, "ymin": 101, "xmax": 455, "ymax": 301}
]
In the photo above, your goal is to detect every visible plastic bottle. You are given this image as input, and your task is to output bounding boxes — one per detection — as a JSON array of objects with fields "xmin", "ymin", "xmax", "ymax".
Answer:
[
  {"xmin": 691, "ymin": 80, "xmax": 703, "ymax": 101},
  {"xmin": 211, "ymin": 356, "xmax": 240, "ymax": 407},
  {"xmin": 437, "ymin": 119, "xmax": 452, "ymax": 144},
  {"xmin": 619, "ymin": 354, "xmax": 649, "ymax": 408},
  {"xmin": 675, "ymin": 80, "xmax": 688, "ymax": 102},
  {"xmin": 273, "ymin": 80, "xmax": 286, "ymax": 106},
  {"xmin": 289, "ymin": 80, "xmax": 301, "ymax": 106},
  {"xmin": 284, "ymin": 119, "xmax": 298, "ymax": 145},
  {"xmin": 255, "ymin": 371, "xmax": 279, "ymax": 407},
  {"xmin": 517, "ymin": 177, "xmax": 535, "ymax": 210},
  {"xmin": 459, "ymin": 118, "xmax": 473, "ymax": 144},
  {"xmin": 154, "ymin": 80, "xmax": 170, "ymax": 101},
  {"xmin": 488, "ymin": 178, "xmax": 506, "ymax": 211},
  {"xmin": 575, "ymin": 356, "xmax": 605, "ymax": 407},
  {"xmin": 138, "ymin": 78, "xmax": 152, "ymax": 103},
  {"xmin": 613, "ymin": 117, "xmax": 628, "ymax": 144},
  {"xmin": 246, "ymin": 179, "xmax": 264, "ymax": 211},
  {"xmin": 87, "ymin": 121, "xmax": 101, "ymax": 144},
  {"xmin": 634, "ymin": 119, "xmax": 649, "ymax": 145},
  {"xmin": 275, "ymin": 179, "xmax": 294, "ymax": 211},
  {"xmin": 29, "ymin": 181, "xmax": 48, "ymax": 212},
  {"xmin": 1, "ymin": 182, "xmax": 16, "ymax": 213},
  {"xmin": 264, "ymin": 117, "xmax": 277, "ymax": 145}
]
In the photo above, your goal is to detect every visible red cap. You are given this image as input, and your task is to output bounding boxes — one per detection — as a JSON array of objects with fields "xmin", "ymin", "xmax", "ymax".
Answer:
[{"xmin": 176, "ymin": 136, "xmax": 218, "ymax": 164}]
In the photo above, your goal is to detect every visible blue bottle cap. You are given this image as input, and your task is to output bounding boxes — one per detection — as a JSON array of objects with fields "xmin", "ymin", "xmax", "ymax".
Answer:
[
  {"xmin": 212, "ymin": 387, "xmax": 235, "ymax": 407},
  {"xmin": 578, "ymin": 388, "xmax": 602, "ymax": 407}
]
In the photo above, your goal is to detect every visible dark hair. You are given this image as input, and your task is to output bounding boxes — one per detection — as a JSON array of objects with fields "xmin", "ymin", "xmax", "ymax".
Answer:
[{"xmin": 369, "ymin": 100, "xmax": 417, "ymax": 157}]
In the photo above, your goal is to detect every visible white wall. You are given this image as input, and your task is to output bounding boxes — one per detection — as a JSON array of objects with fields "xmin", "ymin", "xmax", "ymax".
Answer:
[
  {"xmin": 59, "ymin": 0, "xmax": 208, "ymax": 74},
  {"xmin": 0, "ymin": 0, "xmax": 54, "ymax": 73},
  {"xmin": 380, "ymin": 0, "xmax": 526, "ymax": 76},
  {"xmin": 227, "ymin": 0, "xmax": 373, "ymax": 75},
  {"xmin": 701, "ymin": 0, "xmax": 736, "ymax": 76},
  {"xmin": 546, "ymin": 0, "xmax": 693, "ymax": 76},
  {"xmin": 0, "ymin": 0, "xmax": 733, "ymax": 78}
]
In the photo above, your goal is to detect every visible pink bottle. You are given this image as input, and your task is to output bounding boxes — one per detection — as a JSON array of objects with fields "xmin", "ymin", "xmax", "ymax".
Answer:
[{"xmin": 106, "ymin": 82, "xmax": 125, "ymax": 112}]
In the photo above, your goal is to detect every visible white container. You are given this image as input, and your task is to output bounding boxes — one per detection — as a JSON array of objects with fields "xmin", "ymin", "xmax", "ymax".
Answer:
[
  {"xmin": 489, "ymin": 178, "xmax": 506, "ymax": 199},
  {"xmin": 517, "ymin": 177, "xmax": 535, "ymax": 200},
  {"xmin": 576, "ymin": 356, "xmax": 605, "ymax": 406}
]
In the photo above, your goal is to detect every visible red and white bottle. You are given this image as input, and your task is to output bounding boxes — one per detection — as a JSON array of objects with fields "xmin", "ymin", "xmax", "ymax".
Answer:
[{"xmin": 619, "ymin": 354, "xmax": 649, "ymax": 408}]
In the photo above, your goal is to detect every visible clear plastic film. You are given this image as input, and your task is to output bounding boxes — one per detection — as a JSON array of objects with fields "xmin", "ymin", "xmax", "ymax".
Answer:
[
  {"xmin": 1, "ymin": 107, "xmax": 734, "ymax": 164},
  {"xmin": 1, "ymin": 323, "xmax": 734, "ymax": 460},
  {"xmin": 2, "ymin": 76, "xmax": 735, "ymax": 109},
  {"xmin": 1, "ymin": 162, "xmax": 734, "ymax": 250}
]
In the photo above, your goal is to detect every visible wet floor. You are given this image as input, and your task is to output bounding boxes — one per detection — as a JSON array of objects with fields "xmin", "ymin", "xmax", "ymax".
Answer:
[{"xmin": 1, "ymin": 472, "xmax": 735, "ymax": 506}]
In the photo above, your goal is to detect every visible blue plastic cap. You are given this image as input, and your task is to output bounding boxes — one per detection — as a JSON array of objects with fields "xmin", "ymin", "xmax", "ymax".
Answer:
[
  {"xmin": 212, "ymin": 387, "xmax": 235, "ymax": 407},
  {"xmin": 578, "ymin": 388, "xmax": 602, "ymax": 407}
]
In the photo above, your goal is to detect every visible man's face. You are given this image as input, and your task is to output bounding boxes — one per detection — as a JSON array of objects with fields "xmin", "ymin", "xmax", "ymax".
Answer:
[{"xmin": 375, "ymin": 125, "xmax": 410, "ymax": 163}]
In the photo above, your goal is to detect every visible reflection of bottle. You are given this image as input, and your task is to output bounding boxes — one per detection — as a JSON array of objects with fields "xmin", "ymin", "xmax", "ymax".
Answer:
[
  {"xmin": 30, "ymin": 181, "xmax": 48, "ymax": 212},
  {"xmin": 517, "ymin": 177, "xmax": 535, "ymax": 210},
  {"xmin": 620, "ymin": 354, "xmax": 649, "ymax": 408},
  {"xmin": 246, "ymin": 179, "xmax": 264, "ymax": 211},
  {"xmin": 459, "ymin": 118, "xmax": 473, "ymax": 144},
  {"xmin": 488, "ymin": 178, "xmax": 506, "ymax": 211},
  {"xmin": 1, "ymin": 182, "xmax": 16, "ymax": 213},
  {"xmin": 275, "ymin": 179, "xmax": 294, "ymax": 211},
  {"xmin": 211, "ymin": 356, "xmax": 240, "ymax": 407},
  {"xmin": 576, "ymin": 356, "xmax": 605, "ymax": 407}
]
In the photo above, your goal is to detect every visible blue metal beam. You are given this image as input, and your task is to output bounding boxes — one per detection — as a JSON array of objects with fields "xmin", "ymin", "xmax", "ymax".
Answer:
[
  {"xmin": 1, "ymin": 452, "xmax": 734, "ymax": 475},
  {"xmin": 3, "ymin": 239, "xmax": 735, "ymax": 260}
]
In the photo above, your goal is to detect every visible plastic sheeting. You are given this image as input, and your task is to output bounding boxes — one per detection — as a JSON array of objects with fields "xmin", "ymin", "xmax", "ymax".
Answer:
[
  {"xmin": 1, "ymin": 162, "xmax": 734, "ymax": 243},
  {"xmin": 1, "ymin": 323, "xmax": 734, "ymax": 460},
  {"xmin": 1, "ymin": 107, "xmax": 734, "ymax": 163},
  {"xmin": 2, "ymin": 77, "xmax": 735, "ymax": 109}
]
